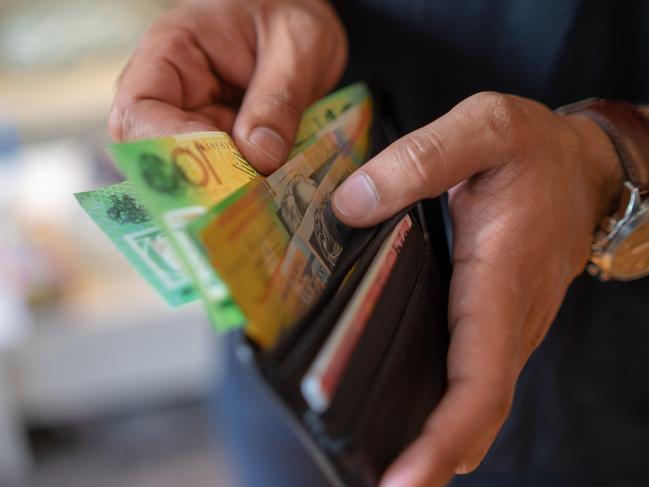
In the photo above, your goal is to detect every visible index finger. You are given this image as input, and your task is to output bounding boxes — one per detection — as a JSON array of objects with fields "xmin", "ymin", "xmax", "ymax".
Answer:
[{"xmin": 108, "ymin": 19, "xmax": 245, "ymax": 141}]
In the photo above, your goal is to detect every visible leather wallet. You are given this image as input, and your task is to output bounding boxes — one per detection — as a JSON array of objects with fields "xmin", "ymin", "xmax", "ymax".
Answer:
[{"xmin": 235, "ymin": 95, "xmax": 452, "ymax": 486}]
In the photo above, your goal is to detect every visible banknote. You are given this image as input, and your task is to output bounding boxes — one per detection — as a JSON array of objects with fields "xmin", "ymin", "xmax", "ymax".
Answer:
[
  {"xmin": 191, "ymin": 95, "xmax": 373, "ymax": 347},
  {"xmin": 291, "ymin": 82, "xmax": 370, "ymax": 157},
  {"xmin": 77, "ymin": 84, "xmax": 371, "ymax": 330},
  {"xmin": 255, "ymin": 96, "xmax": 372, "ymax": 345},
  {"xmin": 78, "ymin": 84, "xmax": 369, "ymax": 312},
  {"xmin": 109, "ymin": 132, "xmax": 259, "ymax": 329},
  {"xmin": 75, "ymin": 181, "xmax": 195, "ymax": 306},
  {"xmin": 264, "ymin": 118, "xmax": 372, "ymax": 345},
  {"xmin": 177, "ymin": 104, "xmax": 364, "ymax": 332}
]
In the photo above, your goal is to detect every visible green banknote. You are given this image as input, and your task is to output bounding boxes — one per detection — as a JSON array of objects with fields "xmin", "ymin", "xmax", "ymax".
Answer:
[
  {"xmin": 291, "ymin": 82, "xmax": 370, "ymax": 156},
  {"xmin": 77, "ymin": 83, "xmax": 371, "ymax": 330},
  {"xmin": 190, "ymin": 92, "xmax": 373, "ymax": 347},
  {"xmin": 188, "ymin": 126, "xmax": 346, "ymax": 342},
  {"xmin": 109, "ymin": 132, "xmax": 258, "ymax": 330},
  {"xmin": 75, "ymin": 181, "xmax": 196, "ymax": 306}
]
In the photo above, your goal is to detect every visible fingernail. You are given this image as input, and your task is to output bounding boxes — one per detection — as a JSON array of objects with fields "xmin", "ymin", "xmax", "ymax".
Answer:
[
  {"xmin": 247, "ymin": 126, "xmax": 286, "ymax": 164},
  {"xmin": 334, "ymin": 172, "xmax": 379, "ymax": 219}
]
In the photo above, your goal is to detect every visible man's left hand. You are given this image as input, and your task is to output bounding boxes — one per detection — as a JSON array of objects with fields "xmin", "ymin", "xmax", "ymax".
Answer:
[{"xmin": 332, "ymin": 92, "xmax": 622, "ymax": 487}]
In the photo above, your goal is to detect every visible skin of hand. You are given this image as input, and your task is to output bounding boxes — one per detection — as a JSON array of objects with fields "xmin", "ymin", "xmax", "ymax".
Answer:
[
  {"xmin": 332, "ymin": 92, "xmax": 624, "ymax": 487},
  {"xmin": 108, "ymin": 0, "xmax": 347, "ymax": 174}
]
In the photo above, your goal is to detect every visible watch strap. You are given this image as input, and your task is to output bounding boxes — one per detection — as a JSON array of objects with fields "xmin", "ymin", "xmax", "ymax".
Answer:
[{"xmin": 562, "ymin": 99, "xmax": 649, "ymax": 193}]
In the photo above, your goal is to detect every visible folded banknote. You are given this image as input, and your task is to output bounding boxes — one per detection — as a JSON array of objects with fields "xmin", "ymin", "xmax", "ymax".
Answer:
[
  {"xmin": 76, "ymin": 83, "xmax": 371, "ymax": 336},
  {"xmin": 75, "ymin": 181, "xmax": 195, "ymax": 306},
  {"xmin": 190, "ymin": 91, "xmax": 372, "ymax": 347}
]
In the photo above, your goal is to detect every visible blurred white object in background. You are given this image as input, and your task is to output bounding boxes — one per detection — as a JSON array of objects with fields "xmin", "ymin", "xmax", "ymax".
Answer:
[
  {"xmin": 0, "ymin": 2, "xmax": 227, "ymax": 484},
  {"xmin": 0, "ymin": 137, "xmax": 95, "ymax": 314},
  {"xmin": 0, "ymin": 0, "xmax": 155, "ymax": 71},
  {"xmin": 0, "ymin": 113, "xmax": 32, "ymax": 348},
  {"xmin": 0, "ymin": 0, "xmax": 166, "ymax": 142},
  {"xmin": 0, "ymin": 113, "xmax": 32, "ymax": 479},
  {"xmin": 10, "ymin": 138, "xmax": 92, "ymax": 221},
  {"xmin": 0, "ymin": 275, "xmax": 32, "ymax": 348}
]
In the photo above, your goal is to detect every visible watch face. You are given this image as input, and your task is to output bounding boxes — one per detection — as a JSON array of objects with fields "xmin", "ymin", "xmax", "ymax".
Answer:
[{"xmin": 610, "ymin": 207, "xmax": 649, "ymax": 280}]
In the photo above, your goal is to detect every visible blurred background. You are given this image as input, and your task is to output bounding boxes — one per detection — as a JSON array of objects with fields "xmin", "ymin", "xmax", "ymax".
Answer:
[{"xmin": 0, "ymin": 1, "xmax": 232, "ymax": 485}]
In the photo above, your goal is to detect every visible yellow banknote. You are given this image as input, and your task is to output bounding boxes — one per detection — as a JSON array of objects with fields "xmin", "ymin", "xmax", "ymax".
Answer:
[{"xmin": 192, "ymin": 96, "xmax": 373, "ymax": 348}]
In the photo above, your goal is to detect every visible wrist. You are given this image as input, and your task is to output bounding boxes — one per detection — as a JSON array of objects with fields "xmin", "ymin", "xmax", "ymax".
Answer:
[{"xmin": 565, "ymin": 113, "xmax": 625, "ymax": 229}]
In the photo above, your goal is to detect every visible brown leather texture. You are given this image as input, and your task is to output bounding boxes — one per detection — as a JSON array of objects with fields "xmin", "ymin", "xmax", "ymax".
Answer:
[{"xmin": 576, "ymin": 100, "xmax": 649, "ymax": 193}]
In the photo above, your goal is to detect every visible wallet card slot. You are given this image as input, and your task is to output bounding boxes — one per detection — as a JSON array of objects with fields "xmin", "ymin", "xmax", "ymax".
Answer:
[
  {"xmin": 317, "ymin": 220, "xmax": 430, "ymax": 435},
  {"xmin": 314, "ymin": 243, "xmax": 448, "ymax": 483},
  {"xmin": 260, "ymin": 208, "xmax": 414, "ymax": 377},
  {"xmin": 348, "ymin": 251, "xmax": 447, "ymax": 477}
]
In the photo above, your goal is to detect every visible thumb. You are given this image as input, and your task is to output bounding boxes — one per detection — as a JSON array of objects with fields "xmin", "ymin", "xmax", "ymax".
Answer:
[
  {"xmin": 233, "ymin": 9, "xmax": 344, "ymax": 174},
  {"xmin": 332, "ymin": 92, "xmax": 520, "ymax": 227},
  {"xmin": 233, "ymin": 68, "xmax": 310, "ymax": 174}
]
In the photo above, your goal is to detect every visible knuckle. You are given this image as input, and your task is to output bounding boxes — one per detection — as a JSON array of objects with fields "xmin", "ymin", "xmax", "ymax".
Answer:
[
  {"xmin": 282, "ymin": 1, "xmax": 332, "ymax": 33},
  {"xmin": 268, "ymin": 3, "xmax": 341, "ymax": 63},
  {"xmin": 250, "ymin": 90, "xmax": 302, "ymax": 121},
  {"xmin": 465, "ymin": 91, "xmax": 529, "ymax": 150},
  {"xmin": 107, "ymin": 105, "xmax": 124, "ymax": 141},
  {"xmin": 155, "ymin": 29, "xmax": 194, "ymax": 58},
  {"xmin": 480, "ymin": 92, "xmax": 521, "ymax": 131},
  {"xmin": 109, "ymin": 102, "xmax": 140, "ymax": 141},
  {"xmin": 287, "ymin": 7, "xmax": 324, "ymax": 35},
  {"xmin": 393, "ymin": 128, "xmax": 448, "ymax": 194},
  {"xmin": 264, "ymin": 3, "xmax": 327, "ymax": 44}
]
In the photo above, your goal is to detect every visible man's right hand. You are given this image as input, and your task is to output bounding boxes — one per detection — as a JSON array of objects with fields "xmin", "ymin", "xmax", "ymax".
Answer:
[{"xmin": 109, "ymin": 0, "xmax": 347, "ymax": 174}]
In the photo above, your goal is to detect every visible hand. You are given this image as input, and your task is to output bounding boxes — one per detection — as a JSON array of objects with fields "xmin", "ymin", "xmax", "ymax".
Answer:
[
  {"xmin": 332, "ymin": 92, "xmax": 623, "ymax": 486},
  {"xmin": 109, "ymin": 0, "xmax": 347, "ymax": 174}
]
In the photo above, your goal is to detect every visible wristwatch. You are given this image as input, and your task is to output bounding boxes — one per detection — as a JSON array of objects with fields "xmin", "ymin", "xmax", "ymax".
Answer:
[{"xmin": 558, "ymin": 99, "xmax": 649, "ymax": 281}]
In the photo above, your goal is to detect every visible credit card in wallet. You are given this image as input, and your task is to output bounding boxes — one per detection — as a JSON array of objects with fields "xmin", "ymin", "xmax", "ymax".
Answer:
[{"xmin": 301, "ymin": 215, "xmax": 414, "ymax": 413}]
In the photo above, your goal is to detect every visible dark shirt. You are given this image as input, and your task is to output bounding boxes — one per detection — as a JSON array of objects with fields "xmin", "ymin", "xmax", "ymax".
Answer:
[
  {"xmin": 332, "ymin": 1, "xmax": 649, "ymax": 485},
  {"xmin": 215, "ymin": 3, "xmax": 649, "ymax": 486}
]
